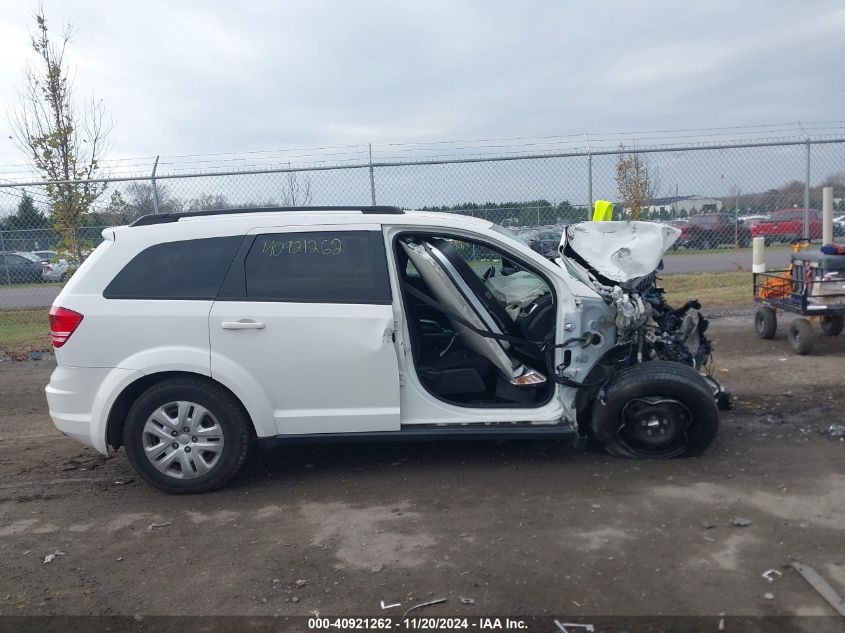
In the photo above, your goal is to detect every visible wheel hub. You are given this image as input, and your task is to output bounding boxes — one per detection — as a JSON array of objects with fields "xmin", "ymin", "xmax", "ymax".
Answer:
[
  {"xmin": 619, "ymin": 397, "xmax": 692, "ymax": 456},
  {"xmin": 141, "ymin": 401, "xmax": 225, "ymax": 480}
]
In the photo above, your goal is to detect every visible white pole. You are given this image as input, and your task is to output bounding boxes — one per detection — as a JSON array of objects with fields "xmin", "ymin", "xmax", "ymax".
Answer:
[
  {"xmin": 752, "ymin": 236, "xmax": 766, "ymax": 273},
  {"xmin": 822, "ymin": 186, "xmax": 834, "ymax": 244}
]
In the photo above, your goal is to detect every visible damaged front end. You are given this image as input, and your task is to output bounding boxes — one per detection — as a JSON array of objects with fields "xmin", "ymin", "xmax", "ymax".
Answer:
[{"xmin": 558, "ymin": 221, "xmax": 731, "ymax": 410}]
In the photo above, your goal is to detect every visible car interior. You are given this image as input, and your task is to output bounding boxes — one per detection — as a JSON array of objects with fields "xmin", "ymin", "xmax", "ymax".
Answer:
[{"xmin": 395, "ymin": 234, "xmax": 556, "ymax": 407}]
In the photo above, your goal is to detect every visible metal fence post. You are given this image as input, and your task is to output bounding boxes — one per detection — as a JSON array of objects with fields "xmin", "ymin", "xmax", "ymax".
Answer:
[
  {"xmin": 151, "ymin": 155, "xmax": 161, "ymax": 214},
  {"xmin": 584, "ymin": 133, "xmax": 593, "ymax": 220},
  {"xmin": 368, "ymin": 143, "xmax": 377, "ymax": 206},
  {"xmin": 0, "ymin": 229, "xmax": 11, "ymax": 285},
  {"xmin": 804, "ymin": 138, "xmax": 811, "ymax": 239}
]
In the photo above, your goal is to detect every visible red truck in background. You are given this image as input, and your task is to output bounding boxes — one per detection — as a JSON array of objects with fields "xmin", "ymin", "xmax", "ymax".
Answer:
[{"xmin": 751, "ymin": 208, "xmax": 823, "ymax": 244}]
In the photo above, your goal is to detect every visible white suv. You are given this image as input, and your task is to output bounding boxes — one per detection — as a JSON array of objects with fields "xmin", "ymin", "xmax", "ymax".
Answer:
[{"xmin": 46, "ymin": 206, "xmax": 726, "ymax": 493}]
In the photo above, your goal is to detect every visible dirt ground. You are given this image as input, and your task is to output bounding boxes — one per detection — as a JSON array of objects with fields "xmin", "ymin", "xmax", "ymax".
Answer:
[{"xmin": 0, "ymin": 316, "xmax": 843, "ymax": 627}]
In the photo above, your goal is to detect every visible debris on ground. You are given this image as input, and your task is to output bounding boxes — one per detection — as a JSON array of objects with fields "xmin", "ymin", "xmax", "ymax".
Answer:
[
  {"xmin": 295, "ymin": 579, "xmax": 307, "ymax": 588},
  {"xmin": 764, "ymin": 592, "xmax": 775, "ymax": 600},
  {"xmin": 380, "ymin": 600, "xmax": 401, "ymax": 610},
  {"xmin": 762, "ymin": 569, "xmax": 783, "ymax": 582},
  {"xmin": 729, "ymin": 517, "xmax": 753, "ymax": 527},
  {"xmin": 826, "ymin": 424, "xmax": 845, "ymax": 438},
  {"xmin": 459, "ymin": 597, "xmax": 476, "ymax": 605},
  {"xmin": 146, "ymin": 521, "xmax": 172, "ymax": 531},
  {"xmin": 791, "ymin": 562, "xmax": 845, "ymax": 617},
  {"xmin": 590, "ymin": 504, "xmax": 601, "ymax": 510},
  {"xmin": 43, "ymin": 550, "xmax": 66, "ymax": 564},
  {"xmin": 114, "ymin": 479, "xmax": 134, "ymax": 485},
  {"xmin": 402, "ymin": 598, "xmax": 447, "ymax": 618}
]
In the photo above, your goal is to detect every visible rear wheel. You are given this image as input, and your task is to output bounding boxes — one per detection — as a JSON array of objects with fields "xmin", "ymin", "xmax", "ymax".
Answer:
[
  {"xmin": 124, "ymin": 377, "xmax": 252, "ymax": 494},
  {"xmin": 590, "ymin": 361, "xmax": 719, "ymax": 459},
  {"xmin": 754, "ymin": 306, "xmax": 777, "ymax": 339},
  {"xmin": 820, "ymin": 315, "xmax": 844, "ymax": 337},
  {"xmin": 788, "ymin": 318, "xmax": 814, "ymax": 355}
]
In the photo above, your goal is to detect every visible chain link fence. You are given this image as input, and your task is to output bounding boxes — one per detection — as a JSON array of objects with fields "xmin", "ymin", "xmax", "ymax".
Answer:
[{"xmin": 2, "ymin": 135, "xmax": 845, "ymax": 353}]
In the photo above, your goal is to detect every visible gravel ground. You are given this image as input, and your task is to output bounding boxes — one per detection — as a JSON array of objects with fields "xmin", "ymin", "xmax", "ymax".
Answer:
[{"xmin": 0, "ymin": 316, "xmax": 843, "ymax": 627}]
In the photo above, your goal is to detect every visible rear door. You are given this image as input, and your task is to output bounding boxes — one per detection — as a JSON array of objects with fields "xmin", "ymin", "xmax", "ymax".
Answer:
[{"xmin": 209, "ymin": 224, "xmax": 401, "ymax": 435}]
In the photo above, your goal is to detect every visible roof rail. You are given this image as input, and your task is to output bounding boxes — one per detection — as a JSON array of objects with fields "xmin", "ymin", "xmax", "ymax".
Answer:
[{"xmin": 129, "ymin": 205, "xmax": 404, "ymax": 227}]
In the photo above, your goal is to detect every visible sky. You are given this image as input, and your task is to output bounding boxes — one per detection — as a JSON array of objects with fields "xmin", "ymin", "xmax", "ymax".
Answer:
[{"xmin": 0, "ymin": 0, "xmax": 844, "ymax": 207}]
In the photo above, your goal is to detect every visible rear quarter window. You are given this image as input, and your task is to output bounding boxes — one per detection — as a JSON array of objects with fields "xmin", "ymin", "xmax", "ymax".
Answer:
[{"xmin": 103, "ymin": 236, "xmax": 243, "ymax": 300}]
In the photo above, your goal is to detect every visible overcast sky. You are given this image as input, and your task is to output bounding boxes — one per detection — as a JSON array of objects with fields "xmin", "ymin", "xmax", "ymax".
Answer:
[{"xmin": 2, "ymin": 1, "xmax": 844, "ymax": 166}]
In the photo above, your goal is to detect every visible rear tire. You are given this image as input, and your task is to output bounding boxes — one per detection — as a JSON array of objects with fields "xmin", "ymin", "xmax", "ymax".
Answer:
[
  {"xmin": 590, "ymin": 361, "xmax": 719, "ymax": 459},
  {"xmin": 820, "ymin": 315, "xmax": 844, "ymax": 337},
  {"xmin": 754, "ymin": 306, "xmax": 777, "ymax": 339},
  {"xmin": 788, "ymin": 318, "xmax": 814, "ymax": 355},
  {"xmin": 124, "ymin": 377, "xmax": 252, "ymax": 494}
]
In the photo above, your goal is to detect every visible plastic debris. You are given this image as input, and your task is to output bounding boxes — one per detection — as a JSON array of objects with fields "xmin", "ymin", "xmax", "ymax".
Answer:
[
  {"xmin": 459, "ymin": 597, "xmax": 476, "ymax": 605},
  {"xmin": 43, "ymin": 550, "xmax": 66, "ymax": 564},
  {"xmin": 146, "ymin": 521, "xmax": 172, "ymax": 531},
  {"xmin": 114, "ymin": 479, "xmax": 134, "ymax": 485},
  {"xmin": 762, "ymin": 569, "xmax": 783, "ymax": 582},
  {"xmin": 380, "ymin": 600, "xmax": 401, "ymax": 610},
  {"xmin": 764, "ymin": 593, "xmax": 775, "ymax": 600},
  {"xmin": 29, "ymin": 351, "xmax": 43, "ymax": 361},
  {"xmin": 729, "ymin": 517, "xmax": 752, "ymax": 527}
]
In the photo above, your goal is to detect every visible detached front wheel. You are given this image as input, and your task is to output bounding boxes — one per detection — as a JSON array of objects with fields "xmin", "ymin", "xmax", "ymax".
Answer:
[{"xmin": 590, "ymin": 361, "xmax": 719, "ymax": 459}]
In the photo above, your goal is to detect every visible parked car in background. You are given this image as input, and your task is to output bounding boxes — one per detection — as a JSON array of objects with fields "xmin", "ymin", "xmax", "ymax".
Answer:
[
  {"xmin": 0, "ymin": 251, "xmax": 44, "ymax": 284},
  {"xmin": 31, "ymin": 250, "xmax": 59, "ymax": 263},
  {"xmin": 751, "ymin": 208, "xmax": 823, "ymax": 244},
  {"xmin": 515, "ymin": 226, "xmax": 565, "ymax": 259},
  {"xmin": 676, "ymin": 213, "xmax": 751, "ymax": 249},
  {"xmin": 738, "ymin": 214, "xmax": 770, "ymax": 229},
  {"xmin": 834, "ymin": 214, "xmax": 845, "ymax": 236},
  {"xmin": 42, "ymin": 257, "xmax": 75, "ymax": 282}
]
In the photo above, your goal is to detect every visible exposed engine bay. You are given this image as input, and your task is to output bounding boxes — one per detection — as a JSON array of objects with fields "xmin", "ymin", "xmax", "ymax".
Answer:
[{"xmin": 559, "ymin": 221, "xmax": 731, "ymax": 409}]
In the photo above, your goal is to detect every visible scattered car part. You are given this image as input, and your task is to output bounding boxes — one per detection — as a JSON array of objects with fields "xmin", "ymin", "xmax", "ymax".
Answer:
[
  {"xmin": 791, "ymin": 562, "xmax": 845, "ymax": 617},
  {"xmin": 402, "ymin": 598, "xmax": 447, "ymax": 618},
  {"xmin": 762, "ymin": 569, "xmax": 783, "ymax": 582}
]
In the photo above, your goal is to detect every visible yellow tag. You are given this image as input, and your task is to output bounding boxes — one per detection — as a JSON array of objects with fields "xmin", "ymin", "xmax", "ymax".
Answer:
[{"xmin": 592, "ymin": 200, "xmax": 613, "ymax": 222}]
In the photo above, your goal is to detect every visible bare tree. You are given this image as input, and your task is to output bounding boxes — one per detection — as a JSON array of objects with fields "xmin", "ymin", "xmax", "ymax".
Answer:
[
  {"xmin": 280, "ymin": 171, "xmax": 313, "ymax": 206},
  {"xmin": 614, "ymin": 147, "xmax": 656, "ymax": 221},
  {"xmin": 8, "ymin": 7, "xmax": 112, "ymax": 260}
]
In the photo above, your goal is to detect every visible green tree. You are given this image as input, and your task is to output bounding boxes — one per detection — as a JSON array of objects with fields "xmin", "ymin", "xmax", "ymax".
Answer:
[{"xmin": 9, "ymin": 8, "xmax": 112, "ymax": 261}]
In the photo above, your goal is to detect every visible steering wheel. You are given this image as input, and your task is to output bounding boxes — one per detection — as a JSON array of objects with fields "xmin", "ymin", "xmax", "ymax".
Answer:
[{"xmin": 482, "ymin": 266, "xmax": 496, "ymax": 282}]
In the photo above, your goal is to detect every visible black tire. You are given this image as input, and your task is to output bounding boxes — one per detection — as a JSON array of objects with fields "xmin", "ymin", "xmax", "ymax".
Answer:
[
  {"xmin": 590, "ymin": 361, "xmax": 719, "ymax": 459},
  {"xmin": 788, "ymin": 318, "xmax": 814, "ymax": 355},
  {"xmin": 124, "ymin": 376, "xmax": 252, "ymax": 494},
  {"xmin": 820, "ymin": 315, "xmax": 844, "ymax": 337},
  {"xmin": 754, "ymin": 306, "xmax": 777, "ymax": 339}
]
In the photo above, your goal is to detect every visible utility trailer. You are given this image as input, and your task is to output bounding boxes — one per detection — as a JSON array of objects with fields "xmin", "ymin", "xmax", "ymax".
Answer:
[{"xmin": 754, "ymin": 250, "xmax": 845, "ymax": 354}]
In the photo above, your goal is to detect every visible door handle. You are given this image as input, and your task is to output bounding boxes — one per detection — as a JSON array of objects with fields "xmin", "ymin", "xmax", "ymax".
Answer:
[{"xmin": 221, "ymin": 320, "xmax": 265, "ymax": 330}]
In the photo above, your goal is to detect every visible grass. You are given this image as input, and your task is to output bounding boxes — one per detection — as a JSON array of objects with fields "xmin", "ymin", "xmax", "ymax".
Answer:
[
  {"xmin": 0, "ymin": 309, "xmax": 51, "ymax": 357},
  {"xmin": 661, "ymin": 271, "xmax": 752, "ymax": 308}
]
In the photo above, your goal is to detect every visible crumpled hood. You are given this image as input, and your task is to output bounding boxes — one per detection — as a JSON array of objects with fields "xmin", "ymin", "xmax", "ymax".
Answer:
[{"xmin": 560, "ymin": 221, "xmax": 681, "ymax": 283}]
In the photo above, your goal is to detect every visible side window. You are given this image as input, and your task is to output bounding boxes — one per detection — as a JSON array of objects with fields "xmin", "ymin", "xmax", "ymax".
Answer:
[
  {"xmin": 243, "ymin": 230, "xmax": 391, "ymax": 303},
  {"xmin": 104, "ymin": 236, "xmax": 242, "ymax": 300}
]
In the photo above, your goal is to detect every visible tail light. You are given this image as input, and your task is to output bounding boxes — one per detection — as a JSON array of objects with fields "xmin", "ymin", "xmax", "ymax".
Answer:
[{"xmin": 49, "ymin": 306, "xmax": 84, "ymax": 348}]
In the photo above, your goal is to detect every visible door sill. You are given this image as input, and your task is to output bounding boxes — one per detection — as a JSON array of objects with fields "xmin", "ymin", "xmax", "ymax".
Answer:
[{"xmin": 258, "ymin": 422, "xmax": 576, "ymax": 446}]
